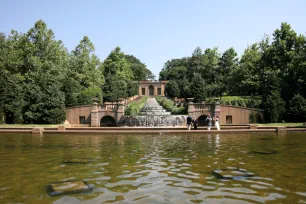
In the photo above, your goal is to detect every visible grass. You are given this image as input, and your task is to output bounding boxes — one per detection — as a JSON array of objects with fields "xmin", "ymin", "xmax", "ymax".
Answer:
[
  {"xmin": 256, "ymin": 123, "xmax": 304, "ymax": 126},
  {"xmin": 124, "ymin": 96, "xmax": 148, "ymax": 116},
  {"xmin": 220, "ymin": 95, "xmax": 262, "ymax": 102},
  {"xmin": 155, "ymin": 96, "xmax": 186, "ymax": 114},
  {"xmin": 0, "ymin": 124, "xmax": 60, "ymax": 128}
]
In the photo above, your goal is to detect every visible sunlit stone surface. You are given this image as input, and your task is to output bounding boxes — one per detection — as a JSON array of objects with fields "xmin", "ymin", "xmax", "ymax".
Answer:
[{"xmin": 49, "ymin": 181, "xmax": 93, "ymax": 196}]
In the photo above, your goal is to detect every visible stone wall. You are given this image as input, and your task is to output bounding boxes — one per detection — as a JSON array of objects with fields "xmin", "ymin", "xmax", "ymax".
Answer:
[
  {"xmin": 220, "ymin": 105, "xmax": 264, "ymax": 125},
  {"xmin": 138, "ymin": 80, "xmax": 168, "ymax": 96},
  {"xmin": 65, "ymin": 105, "xmax": 92, "ymax": 124}
]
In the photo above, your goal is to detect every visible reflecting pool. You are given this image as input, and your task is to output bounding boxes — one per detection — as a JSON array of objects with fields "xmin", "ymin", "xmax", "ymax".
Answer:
[{"xmin": 0, "ymin": 132, "xmax": 305, "ymax": 203}]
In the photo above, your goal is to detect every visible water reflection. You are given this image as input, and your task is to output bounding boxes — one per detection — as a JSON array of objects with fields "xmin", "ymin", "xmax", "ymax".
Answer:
[{"xmin": 0, "ymin": 133, "xmax": 305, "ymax": 203}]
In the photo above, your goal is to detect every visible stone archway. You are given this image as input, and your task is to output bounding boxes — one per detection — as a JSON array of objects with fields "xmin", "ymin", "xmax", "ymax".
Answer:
[
  {"xmin": 100, "ymin": 116, "xmax": 116, "ymax": 127},
  {"xmin": 198, "ymin": 115, "xmax": 209, "ymax": 126},
  {"xmin": 149, "ymin": 85, "xmax": 154, "ymax": 96}
]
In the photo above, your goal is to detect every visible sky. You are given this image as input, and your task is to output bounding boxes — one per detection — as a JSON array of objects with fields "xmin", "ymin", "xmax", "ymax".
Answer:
[{"xmin": 1, "ymin": 0, "xmax": 306, "ymax": 79}]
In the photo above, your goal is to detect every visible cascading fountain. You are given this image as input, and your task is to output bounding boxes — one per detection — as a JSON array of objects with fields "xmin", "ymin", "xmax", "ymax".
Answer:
[{"xmin": 121, "ymin": 98, "xmax": 187, "ymax": 127}]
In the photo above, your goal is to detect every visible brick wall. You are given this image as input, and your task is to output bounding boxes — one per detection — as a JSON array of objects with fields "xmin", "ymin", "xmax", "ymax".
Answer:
[
  {"xmin": 220, "ymin": 105, "xmax": 264, "ymax": 125},
  {"xmin": 65, "ymin": 105, "xmax": 92, "ymax": 124}
]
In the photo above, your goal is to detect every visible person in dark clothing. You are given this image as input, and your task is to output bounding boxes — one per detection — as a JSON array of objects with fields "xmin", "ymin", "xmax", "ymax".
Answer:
[
  {"xmin": 187, "ymin": 115, "xmax": 192, "ymax": 130},
  {"xmin": 193, "ymin": 118, "xmax": 198, "ymax": 130}
]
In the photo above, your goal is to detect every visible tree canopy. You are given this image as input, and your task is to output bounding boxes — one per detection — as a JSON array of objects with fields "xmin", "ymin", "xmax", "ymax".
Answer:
[
  {"xmin": 0, "ymin": 20, "xmax": 153, "ymax": 124},
  {"xmin": 160, "ymin": 22, "xmax": 306, "ymax": 122}
]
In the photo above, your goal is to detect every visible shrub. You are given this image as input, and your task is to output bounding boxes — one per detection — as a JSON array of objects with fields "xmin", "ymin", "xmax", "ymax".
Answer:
[
  {"xmin": 288, "ymin": 94, "xmax": 306, "ymax": 122},
  {"xmin": 249, "ymin": 111, "xmax": 262, "ymax": 123},
  {"xmin": 124, "ymin": 96, "xmax": 148, "ymax": 116},
  {"xmin": 156, "ymin": 96, "xmax": 186, "ymax": 114},
  {"xmin": 263, "ymin": 90, "xmax": 285, "ymax": 122}
]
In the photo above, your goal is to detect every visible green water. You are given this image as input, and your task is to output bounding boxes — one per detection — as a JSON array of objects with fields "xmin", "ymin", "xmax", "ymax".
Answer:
[{"xmin": 0, "ymin": 132, "xmax": 305, "ymax": 203}]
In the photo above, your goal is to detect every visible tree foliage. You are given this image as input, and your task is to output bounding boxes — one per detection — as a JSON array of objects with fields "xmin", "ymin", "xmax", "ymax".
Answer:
[
  {"xmin": 0, "ymin": 20, "xmax": 149, "ymax": 124},
  {"xmin": 158, "ymin": 22, "xmax": 306, "ymax": 122}
]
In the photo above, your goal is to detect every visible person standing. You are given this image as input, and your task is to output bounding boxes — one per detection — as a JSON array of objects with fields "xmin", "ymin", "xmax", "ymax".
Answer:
[
  {"xmin": 215, "ymin": 116, "xmax": 220, "ymax": 130},
  {"xmin": 193, "ymin": 118, "xmax": 198, "ymax": 130},
  {"xmin": 187, "ymin": 115, "xmax": 192, "ymax": 130},
  {"xmin": 206, "ymin": 116, "xmax": 212, "ymax": 130}
]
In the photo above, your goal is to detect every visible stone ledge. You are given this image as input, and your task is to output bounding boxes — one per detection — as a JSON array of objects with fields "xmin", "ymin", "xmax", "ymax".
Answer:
[{"xmin": 32, "ymin": 127, "xmax": 44, "ymax": 135}]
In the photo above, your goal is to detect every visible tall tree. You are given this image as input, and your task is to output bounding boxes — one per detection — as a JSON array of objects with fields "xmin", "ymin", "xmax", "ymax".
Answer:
[
  {"xmin": 64, "ymin": 36, "xmax": 104, "ymax": 107},
  {"xmin": 125, "ymin": 54, "xmax": 155, "ymax": 81},
  {"xmin": 190, "ymin": 73, "xmax": 206, "ymax": 102},
  {"xmin": 102, "ymin": 47, "xmax": 132, "ymax": 102},
  {"xmin": 0, "ymin": 31, "xmax": 25, "ymax": 123},
  {"xmin": 219, "ymin": 47, "xmax": 239, "ymax": 94},
  {"xmin": 22, "ymin": 20, "xmax": 68, "ymax": 124},
  {"xmin": 165, "ymin": 80, "xmax": 180, "ymax": 98},
  {"xmin": 103, "ymin": 47, "xmax": 133, "ymax": 81},
  {"xmin": 231, "ymin": 43, "xmax": 261, "ymax": 95}
]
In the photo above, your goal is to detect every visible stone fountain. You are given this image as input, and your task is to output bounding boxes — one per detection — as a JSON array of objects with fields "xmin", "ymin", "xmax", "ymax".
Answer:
[{"xmin": 121, "ymin": 98, "xmax": 187, "ymax": 127}]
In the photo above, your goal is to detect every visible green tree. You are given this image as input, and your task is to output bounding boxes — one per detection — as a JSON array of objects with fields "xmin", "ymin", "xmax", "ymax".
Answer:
[
  {"xmin": 165, "ymin": 80, "xmax": 180, "ymax": 98},
  {"xmin": 288, "ymin": 94, "xmax": 306, "ymax": 122},
  {"xmin": 0, "ymin": 31, "xmax": 25, "ymax": 123},
  {"xmin": 64, "ymin": 36, "xmax": 104, "ymax": 107},
  {"xmin": 263, "ymin": 90, "xmax": 286, "ymax": 122},
  {"xmin": 190, "ymin": 73, "xmax": 206, "ymax": 102},
  {"xmin": 22, "ymin": 20, "xmax": 67, "ymax": 124},
  {"xmin": 125, "ymin": 54, "xmax": 155, "ymax": 80},
  {"xmin": 103, "ymin": 47, "xmax": 133, "ymax": 81},
  {"xmin": 219, "ymin": 47, "xmax": 238, "ymax": 94},
  {"xmin": 231, "ymin": 43, "xmax": 261, "ymax": 95},
  {"xmin": 103, "ymin": 73, "xmax": 127, "ymax": 102},
  {"xmin": 102, "ymin": 47, "xmax": 133, "ymax": 102}
]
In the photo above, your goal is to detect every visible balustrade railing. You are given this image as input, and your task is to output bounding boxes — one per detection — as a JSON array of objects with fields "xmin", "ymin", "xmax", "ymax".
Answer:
[{"xmin": 193, "ymin": 103, "xmax": 212, "ymax": 111}]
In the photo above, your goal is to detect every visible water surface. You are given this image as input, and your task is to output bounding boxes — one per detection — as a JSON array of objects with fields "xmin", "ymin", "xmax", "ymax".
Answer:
[{"xmin": 0, "ymin": 132, "xmax": 305, "ymax": 203}]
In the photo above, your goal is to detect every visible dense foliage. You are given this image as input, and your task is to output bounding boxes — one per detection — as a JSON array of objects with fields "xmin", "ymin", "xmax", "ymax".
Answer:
[
  {"xmin": 160, "ymin": 23, "xmax": 306, "ymax": 122},
  {"xmin": 155, "ymin": 96, "xmax": 186, "ymax": 114},
  {"xmin": 0, "ymin": 20, "xmax": 152, "ymax": 124},
  {"xmin": 124, "ymin": 96, "xmax": 148, "ymax": 116}
]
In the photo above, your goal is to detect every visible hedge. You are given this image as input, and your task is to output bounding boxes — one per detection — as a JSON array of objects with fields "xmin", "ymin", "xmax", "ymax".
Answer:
[
  {"xmin": 124, "ymin": 96, "xmax": 148, "ymax": 116},
  {"xmin": 155, "ymin": 96, "xmax": 186, "ymax": 114}
]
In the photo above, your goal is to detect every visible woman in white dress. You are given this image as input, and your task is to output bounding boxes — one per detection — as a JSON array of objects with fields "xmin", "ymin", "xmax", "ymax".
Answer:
[{"xmin": 214, "ymin": 116, "xmax": 220, "ymax": 130}]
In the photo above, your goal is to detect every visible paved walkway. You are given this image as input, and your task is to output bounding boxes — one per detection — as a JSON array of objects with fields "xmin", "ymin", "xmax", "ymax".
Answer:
[{"xmin": 146, "ymin": 97, "xmax": 160, "ymax": 105}]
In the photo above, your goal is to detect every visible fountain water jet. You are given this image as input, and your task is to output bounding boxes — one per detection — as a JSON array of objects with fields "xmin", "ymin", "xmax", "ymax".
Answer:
[{"xmin": 121, "ymin": 98, "xmax": 187, "ymax": 127}]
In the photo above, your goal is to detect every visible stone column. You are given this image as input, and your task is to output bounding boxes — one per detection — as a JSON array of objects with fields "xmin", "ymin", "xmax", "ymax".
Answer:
[
  {"xmin": 138, "ymin": 84, "xmax": 142, "ymax": 96},
  {"xmin": 91, "ymin": 102, "xmax": 99, "ymax": 127},
  {"xmin": 154, "ymin": 86, "xmax": 157, "ymax": 96},
  {"xmin": 214, "ymin": 100, "xmax": 221, "ymax": 122},
  {"xmin": 116, "ymin": 98, "xmax": 125, "ymax": 124},
  {"xmin": 161, "ymin": 84, "xmax": 165, "ymax": 96},
  {"xmin": 187, "ymin": 98, "xmax": 196, "ymax": 118}
]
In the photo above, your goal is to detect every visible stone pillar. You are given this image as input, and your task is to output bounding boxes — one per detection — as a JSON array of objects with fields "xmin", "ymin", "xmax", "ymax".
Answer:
[
  {"xmin": 139, "ymin": 84, "xmax": 142, "ymax": 96},
  {"xmin": 161, "ymin": 84, "xmax": 165, "ymax": 96},
  {"xmin": 249, "ymin": 124, "xmax": 257, "ymax": 129},
  {"xmin": 32, "ymin": 128, "xmax": 44, "ymax": 135},
  {"xmin": 187, "ymin": 98, "xmax": 196, "ymax": 118},
  {"xmin": 91, "ymin": 102, "xmax": 99, "ymax": 127},
  {"xmin": 154, "ymin": 86, "xmax": 157, "ymax": 96},
  {"xmin": 58, "ymin": 125, "xmax": 66, "ymax": 131},
  {"xmin": 214, "ymin": 100, "xmax": 221, "ymax": 122},
  {"xmin": 276, "ymin": 126, "xmax": 286, "ymax": 134},
  {"xmin": 116, "ymin": 98, "xmax": 125, "ymax": 124}
]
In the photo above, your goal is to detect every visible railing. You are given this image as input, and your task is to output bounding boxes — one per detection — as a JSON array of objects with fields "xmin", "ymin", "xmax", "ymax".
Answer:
[
  {"xmin": 99, "ymin": 95, "xmax": 139, "ymax": 112},
  {"xmin": 193, "ymin": 103, "xmax": 213, "ymax": 111},
  {"xmin": 101, "ymin": 103, "xmax": 117, "ymax": 111}
]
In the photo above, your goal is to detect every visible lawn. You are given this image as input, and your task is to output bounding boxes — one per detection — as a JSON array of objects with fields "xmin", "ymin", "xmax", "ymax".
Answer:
[{"xmin": 220, "ymin": 95, "xmax": 262, "ymax": 102}]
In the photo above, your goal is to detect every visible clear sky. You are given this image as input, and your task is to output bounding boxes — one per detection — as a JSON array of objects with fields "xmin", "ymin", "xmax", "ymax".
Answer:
[{"xmin": 1, "ymin": 0, "xmax": 305, "ymax": 78}]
